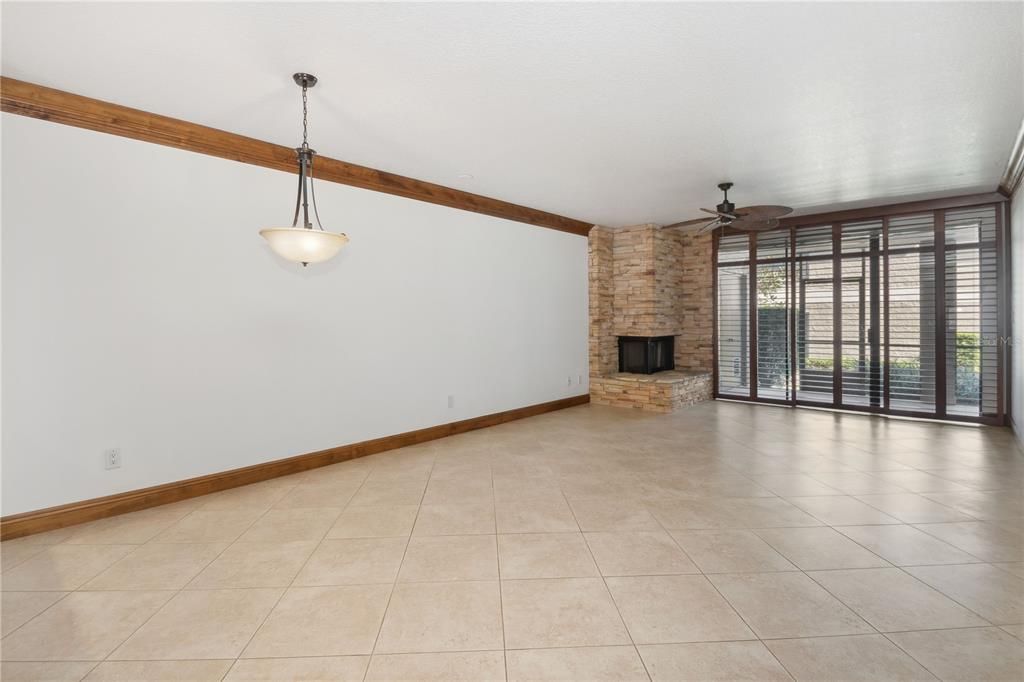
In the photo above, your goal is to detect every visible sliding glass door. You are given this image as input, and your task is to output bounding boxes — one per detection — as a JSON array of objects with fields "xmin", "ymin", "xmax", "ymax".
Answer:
[
  {"xmin": 839, "ymin": 221, "xmax": 884, "ymax": 409},
  {"xmin": 713, "ymin": 201, "xmax": 1006, "ymax": 424},
  {"xmin": 794, "ymin": 226, "xmax": 834, "ymax": 404},
  {"xmin": 944, "ymin": 207, "xmax": 1001, "ymax": 417},
  {"xmin": 717, "ymin": 234, "xmax": 751, "ymax": 398}
]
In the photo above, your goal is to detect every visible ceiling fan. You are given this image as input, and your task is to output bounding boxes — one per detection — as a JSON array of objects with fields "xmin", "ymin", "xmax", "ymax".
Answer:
[{"xmin": 663, "ymin": 182, "xmax": 793, "ymax": 233}]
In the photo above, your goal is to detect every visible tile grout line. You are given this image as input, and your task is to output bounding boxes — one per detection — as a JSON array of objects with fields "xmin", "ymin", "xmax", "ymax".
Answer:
[
  {"xmin": 776, "ymin": 502, "xmax": 1010, "ymax": 630},
  {"xmin": 92, "ymin": 493, "xmax": 284, "ymax": 669},
  {"xmin": 360, "ymin": 454, "xmax": 436, "ymax": 681},
  {"xmin": 850, "ymin": 490, "xmax": 986, "ymax": 525},
  {"xmin": 912, "ymin": 522, "xmax": 1019, "ymax": 563},
  {"xmin": 829, "ymin": 523, "xmax": 994, "ymax": 566},
  {"xmin": 219, "ymin": 467, "xmax": 371, "ymax": 679},
  {"xmin": 654, "ymin": 497, "xmax": 799, "ymax": 680},
  {"xmin": 559, "ymin": 488, "xmax": 653, "ymax": 682},
  {"xmin": 878, "ymin": 630, "xmax": 946, "ymax": 681},
  {"xmin": 0, "ymin": 589, "xmax": 78, "ymax": 644},
  {"xmin": 647, "ymin": 454, "xmax": 1013, "ymax": 674},
  {"xmin": 0, "ymin": 506, "xmax": 220, "ymax": 643},
  {"xmin": 491, "ymin": 458, "xmax": 510, "ymax": 682},
  {"xmin": 763, "ymin": 502, "xmax": 1006, "ymax": 681},
  {"xmin": 0, "ymin": 630, "xmax": 1012, "ymax": 658},
  {"xmin": 0, "ymin": 494, "xmax": 285, "ymax": 657}
]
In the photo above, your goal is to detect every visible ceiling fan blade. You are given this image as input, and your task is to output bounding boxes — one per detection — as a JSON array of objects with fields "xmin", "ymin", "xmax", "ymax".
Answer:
[
  {"xmin": 729, "ymin": 217, "xmax": 781, "ymax": 232},
  {"xmin": 733, "ymin": 205, "xmax": 793, "ymax": 220},
  {"xmin": 697, "ymin": 220, "xmax": 722, "ymax": 234},
  {"xmin": 662, "ymin": 217, "xmax": 715, "ymax": 229}
]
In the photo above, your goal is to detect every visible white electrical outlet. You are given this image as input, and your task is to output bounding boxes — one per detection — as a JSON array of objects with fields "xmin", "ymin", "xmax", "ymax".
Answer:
[
  {"xmin": 447, "ymin": 395, "xmax": 455, "ymax": 409},
  {"xmin": 104, "ymin": 448, "xmax": 122, "ymax": 470},
  {"xmin": 578, "ymin": 374, "xmax": 583, "ymax": 385}
]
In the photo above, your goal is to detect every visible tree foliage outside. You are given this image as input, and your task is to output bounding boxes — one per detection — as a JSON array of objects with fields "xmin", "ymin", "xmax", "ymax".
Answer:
[{"xmin": 757, "ymin": 268, "xmax": 787, "ymax": 308}]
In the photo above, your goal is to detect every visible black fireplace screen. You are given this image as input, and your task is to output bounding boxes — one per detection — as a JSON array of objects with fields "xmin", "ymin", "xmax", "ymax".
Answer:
[{"xmin": 618, "ymin": 336, "xmax": 675, "ymax": 374}]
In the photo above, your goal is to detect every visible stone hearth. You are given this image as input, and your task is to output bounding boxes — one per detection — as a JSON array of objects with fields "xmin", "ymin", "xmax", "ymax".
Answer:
[{"xmin": 591, "ymin": 370, "xmax": 713, "ymax": 413}]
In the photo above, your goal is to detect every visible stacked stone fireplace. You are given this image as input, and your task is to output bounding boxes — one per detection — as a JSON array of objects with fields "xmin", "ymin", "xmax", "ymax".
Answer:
[{"xmin": 589, "ymin": 223, "xmax": 714, "ymax": 412}]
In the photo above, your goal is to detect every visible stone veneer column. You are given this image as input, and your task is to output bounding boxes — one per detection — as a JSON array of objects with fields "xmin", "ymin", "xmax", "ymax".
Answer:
[
  {"xmin": 588, "ymin": 226, "xmax": 617, "ymax": 377},
  {"xmin": 612, "ymin": 224, "xmax": 656, "ymax": 335},
  {"xmin": 675, "ymin": 231, "xmax": 715, "ymax": 371}
]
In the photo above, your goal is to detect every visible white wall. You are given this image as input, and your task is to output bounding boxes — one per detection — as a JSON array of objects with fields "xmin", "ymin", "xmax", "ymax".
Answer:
[
  {"xmin": 1011, "ymin": 189, "xmax": 1023, "ymax": 449},
  {"xmin": 1, "ymin": 114, "xmax": 589, "ymax": 515}
]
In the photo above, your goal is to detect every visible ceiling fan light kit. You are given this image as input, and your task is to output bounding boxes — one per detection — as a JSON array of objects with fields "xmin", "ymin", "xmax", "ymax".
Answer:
[
  {"xmin": 259, "ymin": 72, "xmax": 350, "ymax": 267},
  {"xmin": 664, "ymin": 182, "xmax": 792, "ymax": 233}
]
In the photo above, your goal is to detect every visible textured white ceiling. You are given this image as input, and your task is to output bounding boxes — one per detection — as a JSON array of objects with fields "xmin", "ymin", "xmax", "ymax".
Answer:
[{"xmin": 2, "ymin": 2, "xmax": 1021, "ymax": 227}]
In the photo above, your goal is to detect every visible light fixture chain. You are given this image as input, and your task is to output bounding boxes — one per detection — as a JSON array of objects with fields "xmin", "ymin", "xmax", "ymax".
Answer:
[{"xmin": 301, "ymin": 85, "xmax": 309, "ymax": 148}]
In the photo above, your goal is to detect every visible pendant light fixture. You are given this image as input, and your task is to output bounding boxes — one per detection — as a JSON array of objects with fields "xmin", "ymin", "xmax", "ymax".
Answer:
[{"xmin": 260, "ymin": 73, "xmax": 349, "ymax": 266}]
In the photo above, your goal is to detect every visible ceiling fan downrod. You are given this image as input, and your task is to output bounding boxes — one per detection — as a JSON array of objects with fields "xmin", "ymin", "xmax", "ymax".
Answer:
[{"xmin": 716, "ymin": 182, "xmax": 735, "ymax": 217}]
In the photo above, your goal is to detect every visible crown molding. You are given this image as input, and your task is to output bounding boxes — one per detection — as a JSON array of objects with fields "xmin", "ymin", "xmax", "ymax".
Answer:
[{"xmin": 999, "ymin": 117, "xmax": 1024, "ymax": 198}]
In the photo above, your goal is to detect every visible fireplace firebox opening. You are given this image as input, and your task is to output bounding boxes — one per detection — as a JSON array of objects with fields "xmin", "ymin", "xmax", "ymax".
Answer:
[{"xmin": 618, "ymin": 336, "xmax": 675, "ymax": 374}]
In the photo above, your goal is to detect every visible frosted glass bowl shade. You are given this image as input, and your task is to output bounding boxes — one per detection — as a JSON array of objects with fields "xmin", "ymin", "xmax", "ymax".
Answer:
[{"xmin": 260, "ymin": 227, "xmax": 349, "ymax": 264}]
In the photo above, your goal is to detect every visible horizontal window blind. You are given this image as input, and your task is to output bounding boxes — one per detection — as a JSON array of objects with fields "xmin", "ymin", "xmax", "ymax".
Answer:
[
  {"xmin": 944, "ymin": 206, "xmax": 999, "ymax": 418},
  {"xmin": 840, "ymin": 220, "xmax": 884, "ymax": 408},
  {"xmin": 713, "ymin": 202, "xmax": 1004, "ymax": 424},
  {"xmin": 795, "ymin": 226, "xmax": 833, "ymax": 403},
  {"xmin": 886, "ymin": 214, "xmax": 936, "ymax": 413},
  {"xmin": 756, "ymin": 231, "xmax": 791, "ymax": 401},
  {"xmin": 717, "ymin": 234, "xmax": 751, "ymax": 397}
]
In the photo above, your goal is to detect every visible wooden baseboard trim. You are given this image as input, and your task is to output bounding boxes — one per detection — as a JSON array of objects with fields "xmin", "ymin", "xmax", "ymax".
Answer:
[{"xmin": 0, "ymin": 394, "xmax": 589, "ymax": 541}]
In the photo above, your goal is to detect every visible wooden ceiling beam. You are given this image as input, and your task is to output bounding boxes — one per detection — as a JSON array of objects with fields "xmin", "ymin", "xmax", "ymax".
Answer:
[{"xmin": 0, "ymin": 77, "xmax": 593, "ymax": 236}]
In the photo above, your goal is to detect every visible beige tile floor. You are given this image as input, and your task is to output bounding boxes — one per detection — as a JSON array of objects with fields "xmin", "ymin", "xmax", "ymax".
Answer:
[{"xmin": 2, "ymin": 401, "xmax": 1023, "ymax": 681}]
